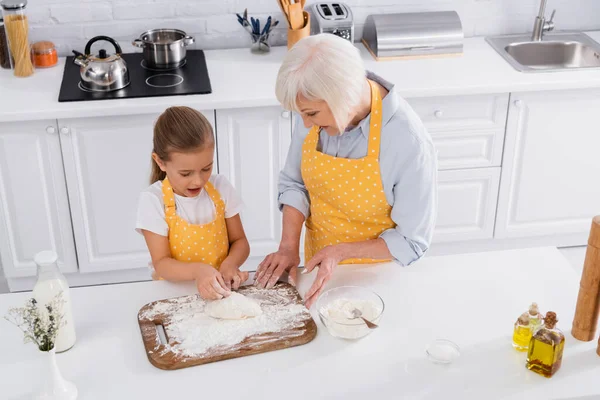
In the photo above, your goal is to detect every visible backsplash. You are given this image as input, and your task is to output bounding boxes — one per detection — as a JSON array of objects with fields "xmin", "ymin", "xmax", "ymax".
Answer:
[{"xmin": 24, "ymin": 0, "xmax": 600, "ymax": 56}]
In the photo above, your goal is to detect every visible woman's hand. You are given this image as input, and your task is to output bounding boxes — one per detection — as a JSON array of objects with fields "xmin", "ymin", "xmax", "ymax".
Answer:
[
  {"xmin": 255, "ymin": 245, "xmax": 301, "ymax": 289},
  {"xmin": 303, "ymin": 245, "xmax": 346, "ymax": 308},
  {"xmin": 194, "ymin": 264, "xmax": 231, "ymax": 300},
  {"xmin": 220, "ymin": 260, "xmax": 250, "ymax": 291}
]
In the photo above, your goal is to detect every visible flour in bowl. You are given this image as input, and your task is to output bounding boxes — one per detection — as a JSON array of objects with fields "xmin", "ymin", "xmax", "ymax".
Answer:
[{"xmin": 320, "ymin": 298, "xmax": 382, "ymax": 339}]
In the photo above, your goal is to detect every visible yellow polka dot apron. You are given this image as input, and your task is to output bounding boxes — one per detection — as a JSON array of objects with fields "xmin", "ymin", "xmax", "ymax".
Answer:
[
  {"xmin": 157, "ymin": 178, "xmax": 229, "ymax": 278},
  {"xmin": 301, "ymin": 80, "xmax": 396, "ymax": 265}
]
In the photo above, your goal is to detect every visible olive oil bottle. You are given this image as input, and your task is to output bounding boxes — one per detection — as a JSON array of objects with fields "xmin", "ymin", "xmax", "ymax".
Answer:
[{"xmin": 526, "ymin": 311, "xmax": 565, "ymax": 378}]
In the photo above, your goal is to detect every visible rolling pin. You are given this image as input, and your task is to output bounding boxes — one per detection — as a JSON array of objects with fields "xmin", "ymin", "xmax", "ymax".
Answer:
[{"xmin": 572, "ymin": 216, "xmax": 600, "ymax": 343}]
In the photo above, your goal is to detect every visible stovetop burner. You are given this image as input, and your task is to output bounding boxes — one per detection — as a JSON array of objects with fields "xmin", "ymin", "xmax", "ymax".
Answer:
[
  {"xmin": 146, "ymin": 74, "xmax": 184, "ymax": 88},
  {"xmin": 140, "ymin": 59, "xmax": 186, "ymax": 71},
  {"xmin": 58, "ymin": 50, "xmax": 211, "ymax": 102},
  {"xmin": 78, "ymin": 81, "xmax": 131, "ymax": 93}
]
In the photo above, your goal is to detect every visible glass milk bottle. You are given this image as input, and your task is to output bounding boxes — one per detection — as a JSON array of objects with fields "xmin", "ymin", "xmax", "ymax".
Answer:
[{"xmin": 32, "ymin": 251, "xmax": 76, "ymax": 352}]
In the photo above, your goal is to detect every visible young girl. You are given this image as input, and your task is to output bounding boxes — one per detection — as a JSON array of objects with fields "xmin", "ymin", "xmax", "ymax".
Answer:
[{"xmin": 136, "ymin": 106, "xmax": 250, "ymax": 300}]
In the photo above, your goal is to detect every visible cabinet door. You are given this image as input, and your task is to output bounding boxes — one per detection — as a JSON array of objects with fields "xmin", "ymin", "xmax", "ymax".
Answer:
[
  {"xmin": 434, "ymin": 168, "xmax": 500, "ymax": 242},
  {"xmin": 216, "ymin": 107, "xmax": 292, "ymax": 270},
  {"xmin": 495, "ymin": 90, "xmax": 600, "ymax": 240},
  {"xmin": 0, "ymin": 121, "xmax": 77, "ymax": 277},
  {"xmin": 59, "ymin": 111, "xmax": 216, "ymax": 273}
]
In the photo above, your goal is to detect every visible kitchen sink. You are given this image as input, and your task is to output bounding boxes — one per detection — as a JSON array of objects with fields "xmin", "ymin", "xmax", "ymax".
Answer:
[{"xmin": 486, "ymin": 32, "xmax": 600, "ymax": 72}]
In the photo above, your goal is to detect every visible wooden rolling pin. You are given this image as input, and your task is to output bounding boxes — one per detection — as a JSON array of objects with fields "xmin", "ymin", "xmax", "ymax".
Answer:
[{"xmin": 572, "ymin": 216, "xmax": 600, "ymax": 343}]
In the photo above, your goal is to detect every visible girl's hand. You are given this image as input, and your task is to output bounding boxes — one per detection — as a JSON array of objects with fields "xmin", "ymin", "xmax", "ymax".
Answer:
[
  {"xmin": 255, "ymin": 245, "xmax": 301, "ymax": 289},
  {"xmin": 220, "ymin": 260, "xmax": 250, "ymax": 291},
  {"xmin": 303, "ymin": 245, "xmax": 346, "ymax": 308},
  {"xmin": 194, "ymin": 264, "xmax": 231, "ymax": 300}
]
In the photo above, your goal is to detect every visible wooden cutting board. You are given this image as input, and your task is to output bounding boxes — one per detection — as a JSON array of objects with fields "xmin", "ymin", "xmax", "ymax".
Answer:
[{"xmin": 138, "ymin": 283, "xmax": 317, "ymax": 370}]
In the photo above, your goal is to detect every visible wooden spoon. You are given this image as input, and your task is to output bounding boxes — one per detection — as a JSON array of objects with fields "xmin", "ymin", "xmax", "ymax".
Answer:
[
  {"xmin": 276, "ymin": 0, "xmax": 291, "ymax": 27},
  {"xmin": 288, "ymin": 2, "xmax": 304, "ymax": 30}
]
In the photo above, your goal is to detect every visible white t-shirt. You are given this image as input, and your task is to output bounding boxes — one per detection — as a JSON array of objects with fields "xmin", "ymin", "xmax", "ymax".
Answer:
[{"xmin": 136, "ymin": 174, "xmax": 243, "ymax": 237}]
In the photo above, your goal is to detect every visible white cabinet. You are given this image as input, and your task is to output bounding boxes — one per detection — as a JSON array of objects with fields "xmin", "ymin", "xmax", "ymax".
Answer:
[
  {"xmin": 407, "ymin": 94, "xmax": 508, "ymax": 170},
  {"xmin": 58, "ymin": 111, "xmax": 216, "ymax": 273},
  {"xmin": 0, "ymin": 120, "xmax": 77, "ymax": 277},
  {"xmin": 495, "ymin": 90, "xmax": 600, "ymax": 240},
  {"xmin": 434, "ymin": 168, "xmax": 501, "ymax": 242},
  {"xmin": 216, "ymin": 107, "xmax": 292, "ymax": 270}
]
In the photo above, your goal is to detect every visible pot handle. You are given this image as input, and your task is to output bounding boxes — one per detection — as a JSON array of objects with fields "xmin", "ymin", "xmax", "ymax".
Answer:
[
  {"xmin": 132, "ymin": 39, "xmax": 144, "ymax": 48},
  {"xmin": 183, "ymin": 35, "xmax": 195, "ymax": 46},
  {"xmin": 84, "ymin": 36, "xmax": 123, "ymax": 56}
]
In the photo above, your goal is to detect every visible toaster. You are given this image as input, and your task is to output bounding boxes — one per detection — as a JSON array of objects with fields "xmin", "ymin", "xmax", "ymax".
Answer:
[{"xmin": 307, "ymin": 2, "xmax": 354, "ymax": 43}]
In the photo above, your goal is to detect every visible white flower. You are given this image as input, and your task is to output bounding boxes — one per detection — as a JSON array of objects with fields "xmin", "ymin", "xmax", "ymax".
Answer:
[{"xmin": 4, "ymin": 292, "xmax": 66, "ymax": 352}]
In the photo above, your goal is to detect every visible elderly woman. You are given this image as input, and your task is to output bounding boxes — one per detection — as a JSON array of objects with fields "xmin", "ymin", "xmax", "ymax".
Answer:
[{"xmin": 255, "ymin": 34, "xmax": 437, "ymax": 307}]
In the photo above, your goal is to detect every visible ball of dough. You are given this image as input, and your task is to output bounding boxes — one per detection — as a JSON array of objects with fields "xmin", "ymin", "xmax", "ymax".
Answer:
[{"xmin": 204, "ymin": 292, "xmax": 263, "ymax": 320}]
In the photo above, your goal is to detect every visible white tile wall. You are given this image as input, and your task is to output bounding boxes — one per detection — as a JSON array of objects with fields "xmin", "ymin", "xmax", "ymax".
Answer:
[{"xmin": 16, "ymin": 0, "xmax": 600, "ymax": 56}]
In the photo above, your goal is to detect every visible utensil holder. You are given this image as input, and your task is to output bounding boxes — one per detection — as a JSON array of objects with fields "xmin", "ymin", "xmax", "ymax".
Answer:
[
  {"xmin": 287, "ymin": 11, "xmax": 310, "ymax": 49},
  {"xmin": 250, "ymin": 32, "xmax": 271, "ymax": 54}
]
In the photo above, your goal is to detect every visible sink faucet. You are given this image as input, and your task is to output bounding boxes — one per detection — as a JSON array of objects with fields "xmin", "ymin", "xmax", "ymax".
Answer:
[{"xmin": 531, "ymin": 0, "xmax": 556, "ymax": 41}]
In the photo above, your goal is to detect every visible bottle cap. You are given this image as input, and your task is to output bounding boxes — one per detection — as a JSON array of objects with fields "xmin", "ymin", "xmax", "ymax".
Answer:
[
  {"xmin": 518, "ymin": 312, "xmax": 530, "ymax": 325},
  {"xmin": 34, "ymin": 250, "xmax": 58, "ymax": 266},
  {"xmin": 544, "ymin": 311, "xmax": 558, "ymax": 328},
  {"xmin": 529, "ymin": 302, "xmax": 540, "ymax": 315}
]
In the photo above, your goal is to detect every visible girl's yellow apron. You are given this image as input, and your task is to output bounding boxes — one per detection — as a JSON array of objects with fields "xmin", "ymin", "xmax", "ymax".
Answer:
[
  {"xmin": 301, "ymin": 80, "xmax": 396, "ymax": 265},
  {"xmin": 153, "ymin": 178, "xmax": 229, "ymax": 279}
]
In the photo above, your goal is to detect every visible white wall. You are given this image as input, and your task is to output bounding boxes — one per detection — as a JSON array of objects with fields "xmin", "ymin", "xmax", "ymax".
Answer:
[{"xmin": 23, "ymin": 0, "xmax": 600, "ymax": 56}]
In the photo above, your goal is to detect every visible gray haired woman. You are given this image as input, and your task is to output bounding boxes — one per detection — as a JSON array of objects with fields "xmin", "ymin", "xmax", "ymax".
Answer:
[{"xmin": 255, "ymin": 34, "xmax": 437, "ymax": 307}]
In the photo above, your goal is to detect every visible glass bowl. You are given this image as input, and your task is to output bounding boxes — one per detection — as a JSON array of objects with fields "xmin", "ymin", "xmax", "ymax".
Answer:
[{"xmin": 316, "ymin": 286, "xmax": 384, "ymax": 340}]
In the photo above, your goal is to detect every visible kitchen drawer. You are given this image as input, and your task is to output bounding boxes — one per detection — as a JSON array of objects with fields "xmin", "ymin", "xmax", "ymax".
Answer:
[
  {"xmin": 432, "ymin": 129, "xmax": 504, "ymax": 169},
  {"xmin": 407, "ymin": 94, "xmax": 509, "ymax": 169},
  {"xmin": 407, "ymin": 93, "xmax": 509, "ymax": 132},
  {"xmin": 433, "ymin": 168, "xmax": 500, "ymax": 243}
]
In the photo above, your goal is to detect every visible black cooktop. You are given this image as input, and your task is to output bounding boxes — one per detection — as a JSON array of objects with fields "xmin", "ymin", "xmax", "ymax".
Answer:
[{"xmin": 58, "ymin": 50, "xmax": 212, "ymax": 102}]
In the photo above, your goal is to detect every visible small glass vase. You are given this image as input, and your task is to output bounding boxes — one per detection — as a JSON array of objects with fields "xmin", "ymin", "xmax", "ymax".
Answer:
[
  {"xmin": 250, "ymin": 33, "xmax": 270, "ymax": 54},
  {"xmin": 35, "ymin": 348, "xmax": 78, "ymax": 400}
]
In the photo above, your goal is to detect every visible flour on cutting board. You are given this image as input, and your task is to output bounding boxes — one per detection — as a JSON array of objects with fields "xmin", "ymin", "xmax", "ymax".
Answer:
[
  {"xmin": 139, "ymin": 285, "xmax": 311, "ymax": 357},
  {"xmin": 204, "ymin": 292, "xmax": 263, "ymax": 320}
]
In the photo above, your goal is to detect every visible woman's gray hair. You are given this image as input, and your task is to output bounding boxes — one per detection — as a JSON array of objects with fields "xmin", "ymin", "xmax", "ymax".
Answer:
[{"xmin": 275, "ymin": 34, "xmax": 366, "ymax": 133}]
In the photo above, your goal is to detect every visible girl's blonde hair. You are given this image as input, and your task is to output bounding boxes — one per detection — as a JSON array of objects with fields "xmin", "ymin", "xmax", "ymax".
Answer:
[
  {"xmin": 275, "ymin": 34, "xmax": 366, "ymax": 133},
  {"xmin": 150, "ymin": 106, "xmax": 214, "ymax": 183}
]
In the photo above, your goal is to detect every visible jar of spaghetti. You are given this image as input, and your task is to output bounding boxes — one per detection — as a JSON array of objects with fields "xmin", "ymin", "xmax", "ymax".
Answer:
[
  {"xmin": 1, "ymin": 0, "xmax": 34, "ymax": 77},
  {"xmin": 32, "ymin": 41, "xmax": 57, "ymax": 68}
]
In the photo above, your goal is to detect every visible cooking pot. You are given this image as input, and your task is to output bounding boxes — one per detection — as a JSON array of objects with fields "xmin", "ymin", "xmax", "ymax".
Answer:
[{"xmin": 133, "ymin": 29, "xmax": 195, "ymax": 69}]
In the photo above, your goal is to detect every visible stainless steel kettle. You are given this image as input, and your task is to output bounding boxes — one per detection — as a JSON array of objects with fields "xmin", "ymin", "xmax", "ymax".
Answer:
[{"xmin": 73, "ymin": 36, "xmax": 130, "ymax": 92}]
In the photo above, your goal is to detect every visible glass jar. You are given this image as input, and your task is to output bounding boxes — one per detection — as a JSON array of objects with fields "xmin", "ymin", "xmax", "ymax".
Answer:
[
  {"xmin": 0, "ymin": 16, "xmax": 12, "ymax": 68},
  {"xmin": 1, "ymin": 0, "xmax": 34, "ymax": 77},
  {"xmin": 32, "ymin": 40, "xmax": 57, "ymax": 68}
]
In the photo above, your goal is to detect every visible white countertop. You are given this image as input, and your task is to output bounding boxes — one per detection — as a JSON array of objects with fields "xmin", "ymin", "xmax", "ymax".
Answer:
[
  {"xmin": 2, "ymin": 32, "xmax": 600, "ymax": 123},
  {"xmin": 1, "ymin": 247, "xmax": 599, "ymax": 399}
]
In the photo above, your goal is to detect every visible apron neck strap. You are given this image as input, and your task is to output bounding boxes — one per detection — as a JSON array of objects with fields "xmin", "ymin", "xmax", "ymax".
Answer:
[
  {"xmin": 366, "ymin": 80, "xmax": 383, "ymax": 160},
  {"xmin": 161, "ymin": 177, "xmax": 176, "ymax": 217}
]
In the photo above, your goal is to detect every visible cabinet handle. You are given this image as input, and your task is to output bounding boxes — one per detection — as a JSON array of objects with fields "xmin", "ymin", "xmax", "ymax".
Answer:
[
  {"xmin": 434, "ymin": 110, "xmax": 443, "ymax": 118},
  {"xmin": 281, "ymin": 111, "xmax": 291, "ymax": 119},
  {"xmin": 514, "ymin": 100, "xmax": 523, "ymax": 108},
  {"xmin": 46, "ymin": 126, "xmax": 56, "ymax": 134},
  {"xmin": 60, "ymin": 127, "xmax": 70, "ymax": 135}
]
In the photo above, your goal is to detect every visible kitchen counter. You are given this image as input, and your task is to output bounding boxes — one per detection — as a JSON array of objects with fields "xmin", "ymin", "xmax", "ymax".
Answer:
[
  {"xmin": 1, "ymin": 247, "xmax": 599, "ymax": 399},
  {"xmin": 1, "ymin": 31, "xmax": 600, "ymax": 123}
]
